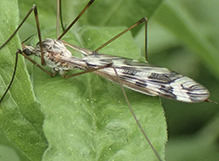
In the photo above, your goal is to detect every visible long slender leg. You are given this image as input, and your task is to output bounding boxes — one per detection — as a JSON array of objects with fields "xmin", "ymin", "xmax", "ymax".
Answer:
[
  {"xmin": 0, "ymin": 48, "xmax": 56, "ymax": 103},
  {"xmin": 0, "ymin": 5, "xmax": 45, "ymax": 66},
  {"xmin": 58, "ymin": 0, "xmax": 95, "ymax": 40},
  {"xmin": 1, "ymin": 5, "xmax": 35, "ymax": 49},
  {"xmin": 0, "ymin": 50, "xmax": 19, "ymax": 103},
  {"xmin": 112, "ymin": 67, "xmax": 162, "ymax": 161},
  {"xmin": 57, "ymin": 0, "xmax": 60, "ymax": 38},
  {"xmin": 57, "ymin": 0, "xmax": 66, "ymax": 34},
  {"xmin": 94, "ymin": 17, "xmax": 148, "ymax": 61},
  {"xmin": 33, "ymin": 5, "xmax": 44, "ymax": 66},
  {"xmin": 56, "ymin": 0, "xmax": 66, "ymax": 37},
  {"xmin": 63, "ymin": 63, "xmax": 112, "ymax": 78}
]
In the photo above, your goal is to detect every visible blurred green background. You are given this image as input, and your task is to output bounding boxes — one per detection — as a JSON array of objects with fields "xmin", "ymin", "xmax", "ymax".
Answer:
[
  {"xmin": 147, "ymin": 0, "xmax": 219, "ymax": 160},
  {"xmin": 0, "ymin": 0, "xmax": 219, "ymax": 160}
]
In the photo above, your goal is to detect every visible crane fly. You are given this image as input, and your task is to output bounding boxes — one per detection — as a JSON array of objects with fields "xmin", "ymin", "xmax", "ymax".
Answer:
[
  {"xmin": 0, "ymin": 0, "xmax": 211, "ymax": 160},
  {"xmin": 21, "ymin": 38, "xmax": 209, "ymax": 103}
]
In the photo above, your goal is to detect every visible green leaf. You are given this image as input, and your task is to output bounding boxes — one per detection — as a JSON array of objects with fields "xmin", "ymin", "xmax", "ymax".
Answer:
[
  {"xmin": 0, "ymin": 0, "xmax": 166, "ymax": 160},
  {"xmin": 0, "ymin": 0, "xmax": 48, "ymax": 161}
]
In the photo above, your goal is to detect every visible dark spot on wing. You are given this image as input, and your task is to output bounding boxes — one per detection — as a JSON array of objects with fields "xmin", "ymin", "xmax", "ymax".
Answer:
[
  {"xmin": 159, "ymin": 85, "xmax": 173, "ymax": 93},
  {"xmin": 149, "ymin": 73, "xmax": 171, "ymax": 81},
  {"xmin": 120, "ymin": 67, "xmax": 138, "ymax": 75},
  {"xmin": 135, "ymin": 81, "xmax": 147, "ymax": 88}
]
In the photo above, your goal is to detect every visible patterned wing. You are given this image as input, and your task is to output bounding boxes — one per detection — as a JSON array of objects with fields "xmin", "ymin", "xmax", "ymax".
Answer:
[{"xmin": 84, "ymin": 54, "xmax": 209, "ymax": 103}]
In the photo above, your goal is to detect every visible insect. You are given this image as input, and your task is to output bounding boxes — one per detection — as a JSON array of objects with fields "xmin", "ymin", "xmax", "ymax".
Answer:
[{"xmin": 0, "ymin": 0, "xmax": 211, "ymax": 160}]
